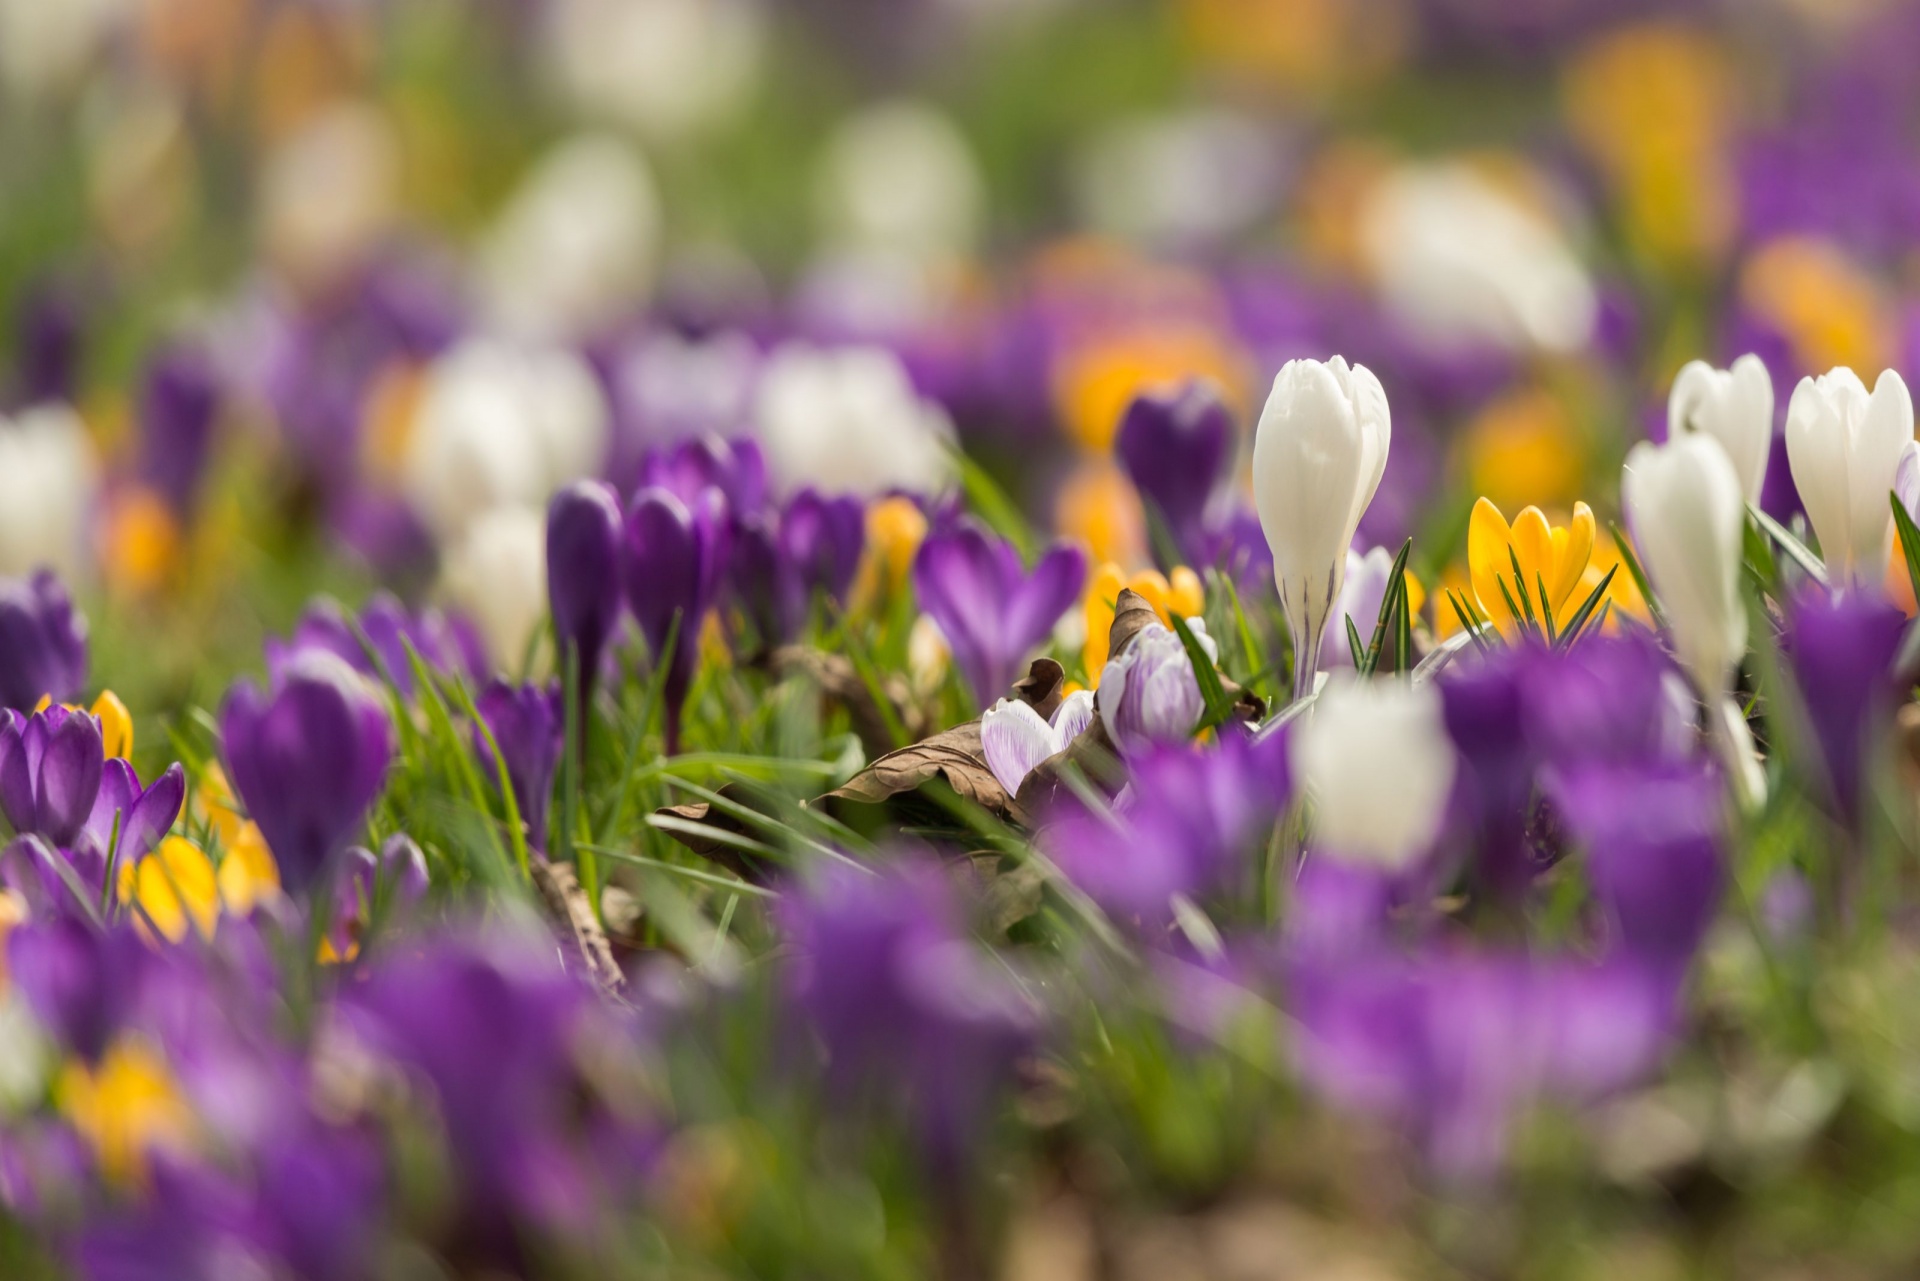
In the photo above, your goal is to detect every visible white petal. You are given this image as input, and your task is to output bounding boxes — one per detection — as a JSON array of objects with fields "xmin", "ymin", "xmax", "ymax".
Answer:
[
  {"xmin": 981, "ymin": 698, "xmax": 1060, "ymax": 797},
  {"xmin": 1050, "ymin": 688, "xmax": 1096, "ymax": 744},
  {"xmin": 1786, "ymin": 372, "xmax": 1855, "ymax": 581}
]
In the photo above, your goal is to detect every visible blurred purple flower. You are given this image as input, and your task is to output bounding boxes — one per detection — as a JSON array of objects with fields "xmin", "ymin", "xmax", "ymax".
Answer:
[
  {"xmin": 0, "ymin": 571, "xmax": 87, "ymax": 713},
  {"xmin": 639, "ymin": 435, "xmax": 769, "ymax": 516},
  {"xmin": 7, "ymin": 913, "xmax": 147, "ymax": 1063},
  {"xmin": 1115, "ymin": 380, "xmax": 1235, "ymax": 567},
  {"xmin": 623, "ymin": 487, "xmax": 731, "ymax": 755},
  {"xmin": 474, "ymin": 680, "xmax": 563, "ymax": 850},
  {"xmin": 780, "ymin": 857, "xmax": 1037, "ymax": 1177},
  {"xmin": 267, "ymin": 594, "xmax": 484, "ymax": 702},
  {"xmin": 0, "ymin": 705, "xmax": 103, "ymax": 848},
  {"xmin": 1782, "ymin": 592, "xmax": 1909, "ymax": 829},
  {"xmin": 220, "ymin": 652, "xmax": 395, "ymax": 896},
  {"xmin": 135, "ymin": 342, "xmax": 221, "ymax": 519},
  {"xmin": 330, "ymin": 833, "xmax": 431, "ymax": 960},
  {"xmin": 12, "ymin": 281, "xmax": 83, "ymax": 410},
  {"xmin": 545, "ymin": 480, "xmax": 626, "ymax": 708},
  {"xmin": 911, "ymin": 520, "xmax": 1085, "ymax": 707}
]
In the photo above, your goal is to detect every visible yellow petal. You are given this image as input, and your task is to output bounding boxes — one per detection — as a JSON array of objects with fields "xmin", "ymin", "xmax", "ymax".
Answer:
[
  {"xmin": 1167, "ymin": 566, "xmax": 1205, "ymax": 620},
  {"xmin": 1551, "ymin": 502, "xmax": 1598, "ymax": 612},
  {"xmin": 57, "ymin": 1038, "xmax": 194, "ymax": 1187},
  {"xmin": 120, "ymin": 836, "xmax": 220, "ymax": 945},
  {"xmin": 1467, "ymin": 497, "xmax": 1516, "ymax": 630},
  {"xmin": 217, "ymin": 824, "xmax": 282, "ymax": 917},
  {"xmin": 1509, "ymin": 506, "xmax": 1555, "ymax": 610},
  {"xmin": 90, "ymin": 691, "xmax": 134, "ymax": 760},
  {"xmin": 1082, "ymin": 562, "xmax": 1127, "ymax": 685},
  {"xmin": 1127, "ymin": 569, "xmax": 1175, "ymax": 624},
  {"xmin": 1404, "ymin": 571, "xmax": 1427, "ymax": 620},
  {"xmin": 32, "ymin": 694, "xmax": 51, "ymax": 713}
]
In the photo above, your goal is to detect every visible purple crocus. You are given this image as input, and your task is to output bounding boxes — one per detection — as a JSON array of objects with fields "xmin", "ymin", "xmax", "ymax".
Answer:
[
  {"xmin": 220, "ymin": 652, "xmax": 395, "ymax": 896},
  {"xmin": 622, "ymin": 486, "xmax": 730, "ymax": 755},
  {"xmin": 731, "ymin": 488, "xmax": 866, "ymax": 644},
  {"xmin": 267, "ymin": 594, "xmax": 484, "ymax": 702},
  {"xmin": 1781, "ymin": 592, "xmax": 1909, "ymax": 830},
  {"xmin": 0, "ymin": 705, "xmax": 103, "ymax": 848},
  {"xmin": 12, "ymin": 281, "xmax": 83, "ymax": 410},
  {"xmin": 7, "ymin": 913, "xmax": 148, "ymax": 1063},
  {"xmin": 639, "ymin": 435, "xmax": 769, "ymax": 516},
  {"xmin": 0, "ymin": 571, "xmax": 87, "ymax": 712},
  {"xmin": 474, "ymin": 680, "xmax": 563, "ymax": 850},
  {"xmin": 779, "ymin": 856, "xmax": 1037, "ymax": 1176},
  {"xmin": 330, "ymin": 833, "xmax": 431, "ymax": 959},
  {"xmin": 910, "ymin": 520, "xmax": 1086, "ymax": 707},
  {"xmin": 1115, "ymin": 379, "xmax": 1235, "ymax": 567},
  {"xmin": 135, "ymin": 342, "xmax": 222, "ymax": 519},
  {"xmin": 70, "ymin": 759, "xmax": 186, "ymax": 893},
  {"xmin": 545, "ymin": 480, "xmax": 625, "ymax": 711}
]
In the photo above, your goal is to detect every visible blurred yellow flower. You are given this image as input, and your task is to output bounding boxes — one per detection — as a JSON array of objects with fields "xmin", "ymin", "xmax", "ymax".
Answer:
[
  {"xmin": 1741, "ymin": 236, "xmax": 1890, "ymax": 376},
  {"xmin": 1082, "ymin": 562, "xmax": 1204, "ymax": 684},
  {"xmin": 1563, "ymin": 22, "xmax": 1736, "ymax": 267},
  {"xmin": 1055, "ymin": 457, "xmax": 1144, "ymax": 570},
  {"xmin": 1460, "ymin": 388, "xmax": 1585, "ymax": 513},
  {"xmin": 852, "ymin": 495, "xmax": 928, "ymax": 612},
  {"xmin": 120, "ymin": 836, "xmax": 221, "ymax": 945},
  {"xmin": 1180, "ymin": 0, "xmax": 1407, "ymax": 97},
  {"xmin": 1468, "ymin": 497, "xmax": 1596, "ymax": 636},
  {"xmin": 217, "ymin": 825, "xmax": 283, "ymax": 919},
  {"xmin": 102, "ymin": 487, "xmax": 182, "ymax": 598},
  {"xmin": 58, "ymin": 1037, "xmax": 195, "ymax": 1187}
]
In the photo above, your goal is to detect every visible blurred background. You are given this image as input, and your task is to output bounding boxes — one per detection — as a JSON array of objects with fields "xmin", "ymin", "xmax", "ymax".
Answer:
[{"xmin": 0, "ymin": 0, "xmax": 1913, "ymax": 707}]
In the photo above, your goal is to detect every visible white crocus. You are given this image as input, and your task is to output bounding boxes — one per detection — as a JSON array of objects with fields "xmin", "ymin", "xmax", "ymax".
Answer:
[
  {"xmin": 1622, "ymin": 434, "xmax": 1764, "ymax": 807},
  {"xmin": 401, "ymin": 339, "xmax": 610, "ymax": 543},
  {"xmin": 1360, "ymin": 162, "xmax": 1597, "ymax": 355},
  {"xmin": 480, "ymin": 135, "xmax": 662, "ymax": 344},
  {"xmin": 815, "ymin": 101, "xmax": 984, "ymax": 263},
  {"xmin": 0, "ymin": 403, "xmax": 99, "ymax": 582},
  {"xmin": 544, "ymin": 0, "xmax": 767, "ymax": 142},
  {"xmin": 440, "ymin": 507, "xmax": 549, "ymax": 676},
  {"xmin": 1785, "ymin": 366, "xmax": 1913, "ymax": 593},
  {"xmin": 1251, "ymin": 356, "xmax": 1391, "ymax": 700},
  {"xmin": 1668, "ymin": 353, "xmax": 1773, "ymax": 507},
  {"xmin": 981, "ymin": 690, "xmax": 1095, "ymax": 797},
  {"xmin": 752, "ymin": 343, "xmax": 955, "ymax": 497},
  {"xmin": 1290, "ymin": 677, "xmax": 1456, "ymax": 870}
]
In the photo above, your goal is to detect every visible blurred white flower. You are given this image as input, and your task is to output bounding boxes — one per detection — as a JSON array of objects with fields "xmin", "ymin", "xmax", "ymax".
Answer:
[
  {"xmin": 1361, "ymin": 161, "xmax": 1597, "ymax": 355},
  {"xmin": 981, "ymin": 689, "xmax": 1094, "ymax": 796},
  {"xmin": 752, "ymin": 343, "xmax": 954, "ymax": 497},
  {"xmin": 1252, "ymin": 356, "xmax": 1390, "ymax": 699},
  {"xmin": 1785, "ymin": 366, "xmax": 1912, "ymax": 592},
  {"xmin": 0, "ymin": 403, "xmax": 99, "ymax": 582},
  {"xmin": 545, "ymin": 0, "xmax": 767, "ymax": 141},
  {"xmin": 815, "ymin": 101, "xmax": 984, "ymax": 262},
  {"xmin": 402, "ymin": 339, "xmax": 610, "ymax": 542},
  {"xmin": 481, "ymin": 134, "xmax": 662, "ymax": 344},
  {"xmin": 1291, "ymin": 677, "xmax": 1456, "ymax": 869},
  {"xmin": 908, "ymin": 613, "xmax": 950, "ymax": 699},
  {"xmin": 1071, "ymin": 108, "xmax": 1284, "ymax": 248},
  {"xmin": 1669, "ymin": 354, "xmax": 1774, "ymax": 508},
  {"xmin": 0, "ymin": 0, "xmax": 125, "ymax": 100},
  {"xmin": 440, "ymin": 507, "xmax": 550, "ymax": 675},
  {"xmin": 258, "ymin": 102, "xmax": 402, "ymax": 297}
]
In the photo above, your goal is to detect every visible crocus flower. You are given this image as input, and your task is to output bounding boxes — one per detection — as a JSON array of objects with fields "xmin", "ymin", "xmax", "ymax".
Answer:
[
  {"xmin": 441, "ymin": 507, "xmax": 550, "ymax": 676},
  {"xmin": 1466, "ymin": 498, "xmax": 1595, "ymax": 637},
  {"xmin": 1321, "ymin": 545, "xmax": 1421, "ymax": 668},
  {"xmin": 7, "ymin": 913, "xmax": 147, "ymax": 1063},
  {"xmin": 1668, "ymin": 353, "xmax": 1773, "ymax": 506},
  {"xmin": 1621, "ymin": 435, "xmax": 1748, "ymax": 699},
  {"xmin": 268, "ymin": 594, "xmax": 485, "ymax": 699},
  {"xmin": 980, "ymin": 690, "xmax": 1094, "ymax": 796},
  {"xmin": 1785, "ymin": 366, "xmax": 1911, "ymax": 592},
  {"xmin": 752, "ymin": 343, "xmax": 955, "ymax": 497},
  {"xmin": 731, "ymin": 488, "xmax": 866, "ymax": 644},
  {"xmin": 639, "ymin": 435, "xmax": 768, "ymax": 515},
  {"xmin": 72, "ymin": 759, "xmax": 185, "ymax": 893},
  {"xmin": 1099, "ymin": 620, "xmax": 1213, "ymax": 755},
  {"xmin": 1114, "ymin": 379, "xmax": 1235, "ymax": 565},
  {"xmin": 544, "ymin": 480, "xmax": 625, "ymax": 706},
  {"xmin": 1252, "ymin": 357, "xmax": 1390, "ymax": 700},
  {"xmin": 135, "ymin": 343, "xmax": 222, "ymax": 519},
  {"xmin": 12, "ymin": 280, "xmax": 83, "ymax": 410},
  {"xmin": 474, "ymin": 681, "xmax": 563, "ymax": 849},
  {"xmin": 1291, "ymin": 677, "xmax": 1456, "ymax": 869},
  {"xmin": 327, "ymin": 833, "xmax": 431, "ymax": 962},
  {"xmin": 910, "ymin": 520, "xmax": 1086, "ymax": 707},
  {"xmin": 0, "ymin": 705, "xmax": 103, "ymax": 847},
  {"xmin": 1081, "ymin": 561, "xmax": 1203, "ymax": 684},
  {"xmin": 623, "ymin": 486, "xmax": 730, "ymax": 754},
  {"xmin": 220, "ymin": 652, "xmax": 395, "ymax": 896},
  {"xmin": 0, "ymin": 572, "xmax": 88, "ymax": 720},
  {"xmin": 1781, "ymin": 592, "xmax": 1908, "ymax": 829}
]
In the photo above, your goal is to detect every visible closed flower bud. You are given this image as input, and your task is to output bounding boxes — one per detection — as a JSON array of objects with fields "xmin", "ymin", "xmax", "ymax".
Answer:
[
  {"xmin": 545, "ymin": 480, "xmax": 625, "ymax": 702},
  {"xmin": 1291, "ymin": 677, "xmax": 1456, "ymax": 869},
  {"xmin": 1621, "ymin": 434, "xmax": 1748, "ymax": 698},
  {"xmin": 1785, "ymin": 366, "xmax": 1912, "ymax": 592},
  {"xmin": 1668, "ymin": 353, "xmax": 1773, "ymax": 507},
  {"xmin": 1099, "ymin": 621, "xmax": 1214, "ymax": 755},
  {"xmin": 1252, "ymin": 356, "xmax": 1390, "ymax": 699}
]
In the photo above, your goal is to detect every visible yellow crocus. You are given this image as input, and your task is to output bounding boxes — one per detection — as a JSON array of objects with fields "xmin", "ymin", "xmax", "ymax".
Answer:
[
  {"xmin": 851, "ymin": 496, "xmax": 929, "ymax": 611},
  {"xmin": 57, "ymin": 1037, "xmax": 195, "ymax": 1187},
  {"xmin": 1467, "ymin": 498, "xmax": 1596, "ymax": 637},
  {"xmin": 34, "ymin": 691, "xmax": 134, "ymax": 759},
  {"xmin": 102, "ymin": 488, "xmax": 182, "ymax": 598},
  {"xmin": 217, "ymin": 824, "xmax": 282, "ymax": 918},
  {"xmin": 1082, "ymin": 562, "xmax": 1205, "ymax": 684},
  {"xmin": 119, "ymin": 836, "xmax": 221, "ymax": 944}
]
